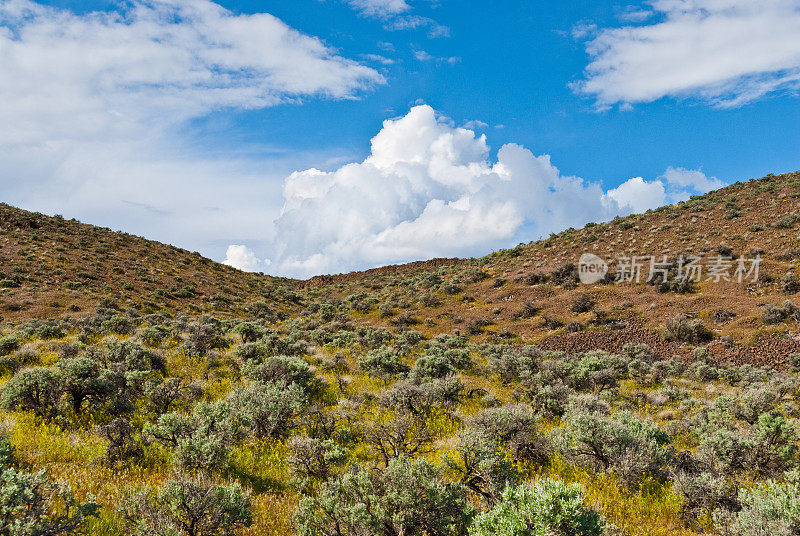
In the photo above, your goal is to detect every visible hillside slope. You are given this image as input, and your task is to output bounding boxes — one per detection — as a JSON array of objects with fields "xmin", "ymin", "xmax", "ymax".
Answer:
[
  {"xmin": 2, "ymin": 171, "xmax": 800, "ymax": 365},
  {"xmin": 0, "ymin": 203, "xmax": 299, "ymax": 322},
  {"xmin": 301, "ymin": 171, "xmax": 800, "ymax": 367}
]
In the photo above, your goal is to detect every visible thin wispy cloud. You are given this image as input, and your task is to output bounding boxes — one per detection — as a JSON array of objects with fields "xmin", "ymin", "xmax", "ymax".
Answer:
[
  {"xmin": 0, "ymin": 0, "xmax": 383, "ymax": 145},
  {"xmin": 574, "ymin": 0, "xmax": 800, "ymax": 108},
  {"xmin": 340, "ymin": 0, "xmax": 450, "ymax": 38},
  {"xmin": 413, "ymin": 49, "xmax": 460, "ymax": 64},
  {"xmin": 0, "ymin": 0, "xmax": 382, "ymax": 254},
  {"xmin": 345, "ymin": 0, "xmax": 411, "ymax": 17}
]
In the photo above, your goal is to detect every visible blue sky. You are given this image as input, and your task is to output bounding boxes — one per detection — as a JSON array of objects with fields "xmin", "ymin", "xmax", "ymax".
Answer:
[
  {"xmin": 2, "ymin": 0, "xmax": 799, "ymax": 276},
  {"xmin": 195, "ymin": 0, "xmax": 799, "ymax": 181}
]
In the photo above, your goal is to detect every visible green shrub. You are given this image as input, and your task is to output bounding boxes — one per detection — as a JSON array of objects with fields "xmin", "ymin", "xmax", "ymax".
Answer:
[
  {"xmin": 0, "ymin": 336, "xmax": 20, "ymax": 357},
  {"xmin": 56, "ymin": 357, "xmax": 115, "ymax": 414},
  {"xmin": 232, "ymin": 321, "xmax": 266, "ymax": 343},
  {"xmin": 100, "ymin": 315, "xmax": 136, "ymax": 335},
  {"xmin": 358, "ymin": 347, "xmax": 408, "ymax": 380},
  {"xmin": 1, "ymin": 367, "xmax": 63, "ymax": 419},
  {"xmin": 139, "ymin": 325, "xmax": 169, "ymax": 347},
  {"xmin": 296, "ymin": 457, "xmax": 470, "ymax": 536},
  {"xmin": 772, "ymin": 213, "xmax": 800, "ymax": 229},
  {"xmin": 104, "ymin": 340, "xmax": 164, "ymax": 372},
  {"xmin": 781, "ymin": 273, "xmax": 800, "ymax": 295},
  {"xmin": 35, "ymin": 323, "xmax": 64, "ymax": 340},
  {"xmin": 145, "ymin": 400, "xmax": 244, "ymax": 472},
  {"xmin": 287, "ymin": 436, "xmax": 347, "ymax": 486},
  {"xmin": 470, "ymin": 404, "xmax": 550, "ymax": 465},
  {"xmin": 486, "ymin": 345, "xmax": 540, "ymax": 384},
  {"xmin": 664, "ymin": 315, "xmax": 714, "ymax": 344},
  {"xmin": 763, "ymin": 301, "xmax": 800, "ymax": 325},
  {"xmin": 570, "ymin": 294, "xmax": 594, "ymax": 314},
  {"xmin": 445, "ymin": 428, "xmax": 521, "ymax": 507},
  {"xmin": 558, "ymin": 410, "xmax": 674, "ymax": 486},
  {"xmin": 714, "ymin": 469, "xmax": 800, "ymax": 536},
  {"xmin": 469, "ymin": 479, "xmax": 604, "ymax": 536},
  {"xmin": 382, "ymin": 376, "xmax": 464, "ymax": 416},
  {"xmin": 0, "ymin": 467, "xmax": 99, "ymax": 535},
  {"xmin": 409, "ymin": 353, "xmax": 455, "ymax": 381},
  {"xmin": 228, "ymin": 381, "xmax": 307, "ymax": 440},
  {"xmin": 241, "ymin": 356, "xmax": 324, "ymax": 398},
  {"xmin": 121, "ymin": 477, "xmax": 252, "ymax": 536}
]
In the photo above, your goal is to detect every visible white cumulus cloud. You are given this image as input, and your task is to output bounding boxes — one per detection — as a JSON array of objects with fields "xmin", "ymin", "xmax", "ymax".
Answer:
[
  {"xmin": 574, "ymin": 0, "xmax": 800, "ymax": 108},
  {"xmin": 605, "ymin": 166, "xmax": 723, "ymax": 214},
  {"xmin": 223, "ymin": 245, "xmax": 266, "ymax": 272},
  {"xmin": 661, "ymin": 166, "xmax": 726, "ymax": 192},
  {"xmin": 267, "ymin": 105, "xmax": 725, "ymax": 277},
  {"xmin": 605, "ymin": 176, "xmax": 667, "ymax": 213}
]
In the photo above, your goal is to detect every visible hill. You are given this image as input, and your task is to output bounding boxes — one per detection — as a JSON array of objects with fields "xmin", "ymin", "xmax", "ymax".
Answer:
[
  {"xmin": 0, "ymin": 203, "xmax": 300, "ymax": 323},
  {"xmin": 5, "ymin": 171, "xmax": 800, "ymax": 368},
  {"xmin": 0, "ymin": 171, "xmax": 799, "ymax": 536},
  {"xmin": 301, "ymin": 170, "xmax": 800, "ymax": 368}
]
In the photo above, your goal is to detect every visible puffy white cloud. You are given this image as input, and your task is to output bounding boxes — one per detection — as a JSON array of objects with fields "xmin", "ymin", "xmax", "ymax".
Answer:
[
  {"xmin": 605, "ymin": 176, "xmax": 667, "ymax": 213},
  {"xmin": 661, "ymin": 166, "xmax": 725, "ymax": 193},
  {"xmin": 605, "ymin": 167, "xmax": 723, "ymax": 214},
  {"xmin": 223, "ymin": 245, "xmax": 266, "ymax": 272},
  {"xmin": 574, "ymin": 0, "xmax": 800, "ymax": 108},
  {"xmin": 269, "ymin": 105, "xmax": 722, "ymax": 277}
]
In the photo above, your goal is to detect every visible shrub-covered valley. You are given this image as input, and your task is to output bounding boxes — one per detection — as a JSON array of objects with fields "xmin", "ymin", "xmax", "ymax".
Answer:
[{"xmin": 1, "ymin": 172, "xmax": 800, "ymax": 535}]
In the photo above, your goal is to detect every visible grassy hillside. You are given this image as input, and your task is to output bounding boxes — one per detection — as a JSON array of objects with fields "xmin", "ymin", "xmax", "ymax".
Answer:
[{"xmin": 0, "ymin": 171, "xmax": 798, "ymax": 536}]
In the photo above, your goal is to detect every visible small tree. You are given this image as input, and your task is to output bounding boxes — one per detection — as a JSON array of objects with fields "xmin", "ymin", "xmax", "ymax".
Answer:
[
  {"xmin": 95, "ymin": 417, "xmax": 143, "ymax": 466},
  {"xmin": 288, "ymin": 436, "xmax": 347, "ymax": 486},
  {"xmin": 445, "ymin": 429, "xmax": 520, "ymax": 507},
  {"xmin": 56, "ymin": 357, "xmax": 115, "ymax": 414},
  {"xmin": 365, "ymin": 411, "xmax": 436, "ymax": 467},
  {"xmin": 232, "ymin": 322, "xmax": 266, "ymax": 344},
  {"xmin": 470, "ymin": 404, "xmax": 550, "ymax": 465}
]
